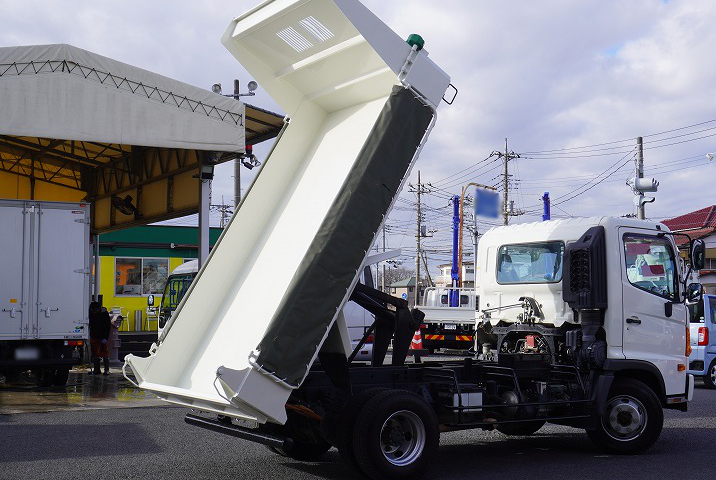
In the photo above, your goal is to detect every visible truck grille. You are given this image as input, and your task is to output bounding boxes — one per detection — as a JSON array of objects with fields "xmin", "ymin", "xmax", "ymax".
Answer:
[{"xmin": 569, "ymin": 249, "xmax": 590, "ymax": 292}]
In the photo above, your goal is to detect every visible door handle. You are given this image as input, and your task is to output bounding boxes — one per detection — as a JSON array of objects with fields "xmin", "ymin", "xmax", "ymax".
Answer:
[
  {"xmin": 2, "ymin": 308, "xmax": 22, "ymax": 318},
  {"xmin": 41, "ymin": 308, "xmax": 59, "ymax": 318},
  {"xmin": 626, "ymin": 317, "xmax": 641, "ymax": 325}
]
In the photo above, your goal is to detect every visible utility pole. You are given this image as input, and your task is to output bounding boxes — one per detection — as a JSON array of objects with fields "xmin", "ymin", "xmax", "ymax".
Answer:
[
  {"xmin": 381, "ymin": 224, "xmax": 386, "ymax": 292},
  {"xmin": 503, "ymin": 138, "xmax": 509, "ymax": 225},
  {"xmin": 628, "ymin": 136, "xmax": 658, "ymax": 219},
  {"xmin": 636, "ymin": 137, "xmax": 644, "ymax": 219},
  {"xmin": 233, "ymin": 80, "xmax": 241, "ymax": 208},
  {"xmin": 409, "ymin": 171, "xmax": 430, "ymax": 307},
  {"xmin": 491, "ymin": 139, "xmax": 521, "ymax": 225}
]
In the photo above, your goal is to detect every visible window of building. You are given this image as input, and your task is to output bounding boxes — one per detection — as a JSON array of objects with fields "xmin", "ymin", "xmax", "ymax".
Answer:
[
  {"xmin": 497, "ymin": 242, "xmax": 564, "ymax": 284},
  {"xmin": 115, "ymin": 257, "xmax": 169, "ymax": 296},
  {"xmin": 623, "ymin": 234, "xmax": 677, "ymax": 300}
]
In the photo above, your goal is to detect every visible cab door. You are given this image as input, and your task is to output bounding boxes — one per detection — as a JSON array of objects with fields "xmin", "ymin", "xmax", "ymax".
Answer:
[{"xmin": 620, "ymin": 228, "xmax": 686, "ymax": 395}]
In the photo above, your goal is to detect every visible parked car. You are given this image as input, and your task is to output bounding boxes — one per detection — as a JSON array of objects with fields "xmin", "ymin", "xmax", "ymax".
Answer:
[{"xmin": 688, "ymin": 294, "xmax": 716, "ymax": 388}]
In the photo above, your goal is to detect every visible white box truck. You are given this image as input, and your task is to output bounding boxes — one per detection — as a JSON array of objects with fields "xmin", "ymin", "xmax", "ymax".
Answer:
[
  {"xmin": 123, "ymin": 1, "xmax": 701, "ymax": 478},
  {"xmin": 0, "ymin": 199, "xmax": 90, "ymax": 385}
]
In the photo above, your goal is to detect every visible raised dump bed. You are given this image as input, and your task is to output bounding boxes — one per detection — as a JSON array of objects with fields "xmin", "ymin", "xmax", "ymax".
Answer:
[{"xmin": 124, "ymin": 0, "xmax": 450, "ymax": 425}]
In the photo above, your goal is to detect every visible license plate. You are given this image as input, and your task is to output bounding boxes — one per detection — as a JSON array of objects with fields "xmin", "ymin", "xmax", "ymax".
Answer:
[
  {"xmin": 14, "ymin": 347, "xmax": 40, "ymax": 361},
  {"xmin": 444, "ymin": 324, "xmax": 457, "ymax": 330}
]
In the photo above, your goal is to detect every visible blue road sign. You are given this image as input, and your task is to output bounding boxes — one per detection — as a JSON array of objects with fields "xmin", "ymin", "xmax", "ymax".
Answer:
[{"xmin": 474, "ymin": 188, "xmax": 500, "ymax": 219}]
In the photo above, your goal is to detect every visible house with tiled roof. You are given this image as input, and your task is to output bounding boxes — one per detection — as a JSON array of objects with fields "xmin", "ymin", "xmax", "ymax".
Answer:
[{"xmin": 663, "ymin": 205, "xmax": 716, "ymax": 294}]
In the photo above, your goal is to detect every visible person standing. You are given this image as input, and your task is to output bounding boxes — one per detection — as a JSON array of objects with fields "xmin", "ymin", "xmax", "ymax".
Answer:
[{"xmin": 88, "ymin": 301, "xmax": 111, "ymax": 375}]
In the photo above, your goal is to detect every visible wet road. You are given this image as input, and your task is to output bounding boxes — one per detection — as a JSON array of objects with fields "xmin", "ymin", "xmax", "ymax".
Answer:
[
  {"xmin": 1, "ymin": 369, "xmax": 715, "ymax": 479},
  {"xmin": 0, "ymin": 367, "xmax": 166, "ymax": 414}
]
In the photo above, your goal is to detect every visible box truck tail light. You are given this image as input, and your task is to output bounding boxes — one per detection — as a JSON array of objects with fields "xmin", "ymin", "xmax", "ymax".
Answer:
[
  {"xmin": 686, "ymin": 327, "xmax": 692, "ymax": 357},
  {"xmin": 64, "ymin": 340, "xmax": 83, "ymax": 346},
  {"xmin": 365, "ymin": 334, "xmax": 374, "ymax": 344},
  {"xmin": 698, "ymin": 327, "xmax": 709, "ymax": 346}
]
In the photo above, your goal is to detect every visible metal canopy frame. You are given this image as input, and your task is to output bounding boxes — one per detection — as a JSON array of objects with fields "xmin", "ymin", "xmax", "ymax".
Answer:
[{"xmin": 0, "ymin": 105, "xmax": 284, "ymax": 233}]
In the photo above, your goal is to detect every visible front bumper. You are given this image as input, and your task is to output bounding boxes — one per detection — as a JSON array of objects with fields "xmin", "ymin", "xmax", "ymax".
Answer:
[{"xmin": 688, "ymin": 346, "xmax": 706, "ymax": 375}]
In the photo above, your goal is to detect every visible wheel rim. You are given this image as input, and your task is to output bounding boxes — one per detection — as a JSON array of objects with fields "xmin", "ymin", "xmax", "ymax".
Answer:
[
  {"xmin": 379, "ymin": 410, "xmax": 426, "ymax": 467},
  {"xmin": 710, "ymin": 364, "xmax": 716, "ymax": 385},
  {"xmin": 603, "ymin": 395, "xmax": 648, "ymax": 441}
]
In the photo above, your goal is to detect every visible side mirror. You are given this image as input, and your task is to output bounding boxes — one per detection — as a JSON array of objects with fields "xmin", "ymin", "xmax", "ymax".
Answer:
[
  {"xmin": 147, "ymin": 294, "xmax": 155, "ymax": 307},
  {"xmin": 686, "ymin": 283, "xmax": 703, "ymax": 304},
  {"xmin": 691, "ymin": 239, "xmax": 706, "ymax": 270}
]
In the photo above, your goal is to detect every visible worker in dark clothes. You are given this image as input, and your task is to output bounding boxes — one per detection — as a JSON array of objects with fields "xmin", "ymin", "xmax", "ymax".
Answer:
[{"xmin": 88, "ymin": 301, "xmax": 111, "ymax": 375}]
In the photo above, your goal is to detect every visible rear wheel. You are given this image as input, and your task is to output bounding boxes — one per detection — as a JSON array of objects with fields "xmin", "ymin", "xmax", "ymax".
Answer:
[
  {"xmin": 337, "ymin": 388, "xmax": 388, "ymax": 469},
  {"xmin": 586, "ymin": 378, "xmax": 663, "ymax": 454},
  {"xmin": 352, "ymin": 389, "xmax": 438, "ymax": 479},
  {"xmin": 496, "ymin": 420, "xmax": 546, "ymax": 436},
  {"xmin": 274, "ymin": 439, "xmax": 331, "ymax": 461},
  {"xmin": 52, "ymin": 367, "xmax": 70, "ymax": 386},
  {"xmin": 276, "ymin": 414, "xmax": 332, "ymax": 461},
  {"xmin": 703, "ymin": 360, "xmax": 716, "ymax": 389}
]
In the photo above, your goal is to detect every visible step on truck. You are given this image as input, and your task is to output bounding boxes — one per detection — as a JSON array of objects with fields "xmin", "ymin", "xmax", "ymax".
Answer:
[
  {"xmin": 0, "ymin": 199, "xmax": 90, "ymax": 385},
  {"xmin": 123, "ymin": 1, "xmax": 700, "ymax": 478}
]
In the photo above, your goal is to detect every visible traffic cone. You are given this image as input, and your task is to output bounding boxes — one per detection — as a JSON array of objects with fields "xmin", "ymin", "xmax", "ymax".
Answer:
[{"xmin": 410, "ymin": 329, "xmax": 423, "ymax": 350}]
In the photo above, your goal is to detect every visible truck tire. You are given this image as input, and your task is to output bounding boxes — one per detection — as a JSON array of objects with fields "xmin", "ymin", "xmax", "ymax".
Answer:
[
  {"xmin": 273, "ymin": 440, "xmax": 331, "ymax": 461},
  {"xmin": 337, "ymin": 387, "xmax": 388, "ymax": 469},
  {"xmin": 52, "ymin": 367, "xmax": 70, "ymax": 387},
  {"xmin": 352, "ymin": 389, "xmax": 438, "ymax": 479},
  {"xmin": 703, "ymin": 360, "xmax": 716, "ymax": 389},
  {"xmin": 276, "ymin": 414, "xmax": 332, "ymax": 461},
  {"xmin": 496, "ymin": 420, "xmax": 546, "ymax": 436},
  {"xmin": 586, "ymin": 378, "xmax": 663, "ymax": 454}
]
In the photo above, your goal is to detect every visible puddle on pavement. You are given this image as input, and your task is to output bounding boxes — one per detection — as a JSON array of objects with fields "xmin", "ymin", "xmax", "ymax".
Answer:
[{"xmin": 0, "ymin": 366, "xmax": 168, "ymax": 414}]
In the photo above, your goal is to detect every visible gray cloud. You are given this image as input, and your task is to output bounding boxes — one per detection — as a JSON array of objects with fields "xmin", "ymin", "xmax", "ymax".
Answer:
[{"xmin": 2, "ymin": 0, "xmax": 714, "ymax": 266}]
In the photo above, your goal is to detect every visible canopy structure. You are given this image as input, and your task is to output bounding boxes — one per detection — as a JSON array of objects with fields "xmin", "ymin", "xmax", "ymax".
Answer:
[{"xmin": 0, "ymin": 44, "xmax": 284, "ymax": 232}]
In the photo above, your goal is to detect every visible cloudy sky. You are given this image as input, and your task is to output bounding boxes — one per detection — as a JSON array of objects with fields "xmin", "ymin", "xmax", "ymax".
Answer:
[{"xmin": 2, "ymin": 0, "xmax": 715, "ymax": 268}]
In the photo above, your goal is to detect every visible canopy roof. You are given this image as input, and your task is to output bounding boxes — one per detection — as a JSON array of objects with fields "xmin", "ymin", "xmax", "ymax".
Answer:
[{"xmin": 0, "ymin": 44, "xmax": 284, "ymax": 232}]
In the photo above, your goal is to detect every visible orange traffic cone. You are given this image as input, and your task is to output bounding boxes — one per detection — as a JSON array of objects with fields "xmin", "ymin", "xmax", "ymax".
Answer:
[{"xmin": 410, "ymin": 329, "xmax": 423, "ymax": 350}]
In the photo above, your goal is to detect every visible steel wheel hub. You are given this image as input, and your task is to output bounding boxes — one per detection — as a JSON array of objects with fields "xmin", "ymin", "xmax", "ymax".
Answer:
[
  {"xmin": 604, "ymin": 395, "xmax": 647, "ymax": 441},
  {"xmin": 379, "ymin": 410, "xmax": 426, "ymax": 466}
]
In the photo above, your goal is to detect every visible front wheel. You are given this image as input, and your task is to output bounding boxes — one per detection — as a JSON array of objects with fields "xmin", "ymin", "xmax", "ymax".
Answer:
[
  {"xmin": 352, "ymin": 389, "xmax": 439, "ymax": 479},
  {"xmin": 703, "ymin": 360, "xmax": 716, "ymax": 389},
  {"xmin": 586, "ymin": 378, "xmax": 663, "ymax": 454}
]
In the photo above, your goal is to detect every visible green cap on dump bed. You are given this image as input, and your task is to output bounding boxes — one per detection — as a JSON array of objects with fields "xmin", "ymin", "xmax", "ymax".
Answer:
[{"xmin": 406, "ymin": 33, "xmax": 424, "ymax": 50}]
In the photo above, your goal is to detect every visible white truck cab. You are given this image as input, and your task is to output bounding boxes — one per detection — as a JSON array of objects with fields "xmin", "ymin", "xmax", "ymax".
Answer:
[{"xmin": 477, "ymin": 217, "xmax": 697, "ymax": 407}]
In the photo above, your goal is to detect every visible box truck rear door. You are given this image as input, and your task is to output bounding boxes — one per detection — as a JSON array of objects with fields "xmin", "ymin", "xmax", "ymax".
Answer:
[
  {"xmin": 0, "ymin": 201, "xmax": 30, "ymax": 339},
  {"xmin": 35, "ymin": 204, "xmax": 88, "ymax": 338}
]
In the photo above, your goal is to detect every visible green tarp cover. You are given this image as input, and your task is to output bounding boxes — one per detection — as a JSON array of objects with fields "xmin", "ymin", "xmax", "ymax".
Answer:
[{"xmin": 256, "ymin": 86, "xmax": 433, "ymax": 385}]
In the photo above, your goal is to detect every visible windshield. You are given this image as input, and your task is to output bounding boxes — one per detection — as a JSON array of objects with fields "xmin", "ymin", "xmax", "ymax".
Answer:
[
  {"xmin": 497, "ymin": 242, "xmax": 564, "ymax": 284},
  {"xmin": 160, "ymin": 274, "xmax": 195, "ymax": 311}
]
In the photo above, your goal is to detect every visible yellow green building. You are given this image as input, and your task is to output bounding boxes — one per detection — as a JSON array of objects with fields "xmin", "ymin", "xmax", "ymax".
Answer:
[{"xmin": 99, "ymin": 225, "xmax": 222, "ymax": 331}]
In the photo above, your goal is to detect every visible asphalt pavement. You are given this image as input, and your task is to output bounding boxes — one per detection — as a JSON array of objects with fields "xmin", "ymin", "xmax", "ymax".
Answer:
[{"xmin": 1, "ymin": 370, "xmax": 715, "ymax": 480}]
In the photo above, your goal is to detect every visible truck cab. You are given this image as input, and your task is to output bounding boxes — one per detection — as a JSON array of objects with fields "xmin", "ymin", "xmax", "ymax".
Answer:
[
  {"xmin": 155, "ymin": 260, "xmax": 198, "ymax": 333},
  {"xmin": 477, "ymin": 217, "xmax": 696, "ymax": 405},
  {"xmin": 688, "ymin": 294, "xmax": 716, "ymax": 387}
]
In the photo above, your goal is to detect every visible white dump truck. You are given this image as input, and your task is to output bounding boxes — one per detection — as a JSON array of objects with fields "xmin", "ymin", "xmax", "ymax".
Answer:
[
  {"xmin": 0, "ymin": 199, "xmax": 90, "ymax": 385},
  {"xmin": 124, "ymin": 1, "xmax": 701, "ymax": 478}
]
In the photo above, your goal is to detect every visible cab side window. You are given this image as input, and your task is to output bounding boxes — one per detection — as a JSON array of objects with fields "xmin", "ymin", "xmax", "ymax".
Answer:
[{"xmin": 623, "ymin": 234, "xmax": 677, "ymax": 300}]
